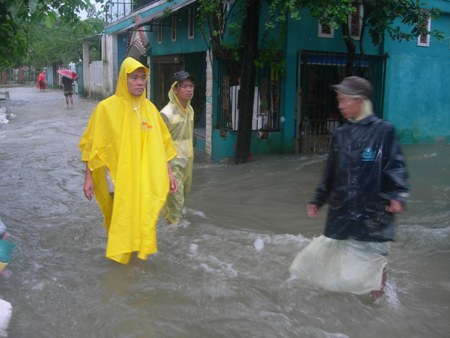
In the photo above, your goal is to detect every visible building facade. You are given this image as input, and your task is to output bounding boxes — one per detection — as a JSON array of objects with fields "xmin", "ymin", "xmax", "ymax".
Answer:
[{"xmin": 91, "ymin": 0, "xmax": 450, "ymax": 161}]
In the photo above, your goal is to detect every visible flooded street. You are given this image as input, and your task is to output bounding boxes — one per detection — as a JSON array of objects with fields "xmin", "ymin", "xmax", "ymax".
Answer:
[{"xmin": 0, "ymin": 86, "xmax": 449, "ymax": 337}]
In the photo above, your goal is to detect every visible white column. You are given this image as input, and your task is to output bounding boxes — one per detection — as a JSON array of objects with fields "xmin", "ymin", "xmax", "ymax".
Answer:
[
  {"xmin": 82, "ymin": 40, "xmax": 90, "ymax": 97},
  {"xmin": 205, "ymin": 51, "xmax": 213, "ymax": 159}
]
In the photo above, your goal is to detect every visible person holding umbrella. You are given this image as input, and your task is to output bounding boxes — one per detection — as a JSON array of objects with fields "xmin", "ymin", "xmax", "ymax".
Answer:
[
  {"xmin": 58, "ymin": 68, "xmax": 78, "ymax": 109},
  {"xmin": 61, "ymin": 76, "xmax": 74, "ymax": 109}
]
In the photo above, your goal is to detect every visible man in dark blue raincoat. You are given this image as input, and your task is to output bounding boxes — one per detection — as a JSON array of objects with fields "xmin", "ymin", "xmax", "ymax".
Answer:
[{"xmin": 290, "ymin": 76, "xmax": 409, "ymax": 302}]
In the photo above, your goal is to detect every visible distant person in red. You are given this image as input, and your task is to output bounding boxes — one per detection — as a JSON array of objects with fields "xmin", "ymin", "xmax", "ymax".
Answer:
[{"xmin": 36, "ymin": 69, "xmax": 46, "ymax": 91}]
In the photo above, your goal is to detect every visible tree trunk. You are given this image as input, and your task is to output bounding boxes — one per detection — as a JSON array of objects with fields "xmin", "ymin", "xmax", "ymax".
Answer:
[
  {"xmin": 342, "ymin": 23, "xmax": 355, "ymax": 76},
  {"xmin": 234, "ymin": 0, "xmax": 260, "ymax": 163}
]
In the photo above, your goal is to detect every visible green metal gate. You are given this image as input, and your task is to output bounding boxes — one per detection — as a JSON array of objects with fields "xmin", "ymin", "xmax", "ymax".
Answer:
[{"xmin": 297, "ymin": 50, "xmax": 387, "ymax": 153}]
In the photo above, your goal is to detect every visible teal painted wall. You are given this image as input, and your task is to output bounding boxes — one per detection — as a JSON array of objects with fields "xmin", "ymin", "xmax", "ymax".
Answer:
[
  {"xmin": 149, "ymin": 8, "xmax": 208, "ymax": 55},
  {"xmin": 383, "ymin": 9, "xmax": 450, "ymax": 144},
  {"xmin": 212, "ymin": 130, "xmax": 235, "ymax": 159},
  {"xmin": 118, "ymin": 33, "xmax": 128, "ymax": 67},
  {"xmin": 281, "ymin": 9, "xmax": 386, "ymax": 154},
  {"xmin": 384, "ymin": 54, "xmax": 450, "ymax": 143},
  {"xmin": 210, "ymin": 4, "xmax": 399, "ymax": 159},
  {"xmin": 212, "ymin": 129, "xmax": 286, "ymax": 160},
  {"xmin": 282, "ymin": 6, "xmax": 450, "ymax": 147},
  {"xmin": 133, "ymin": 0, "xmax": 449, "ymax": 162}
]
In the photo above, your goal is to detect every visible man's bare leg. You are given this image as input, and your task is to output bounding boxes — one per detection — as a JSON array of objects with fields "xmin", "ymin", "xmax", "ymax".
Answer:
[{"xmin": 370, "ymin": 268, "xmax": 387, "ymax": 302}]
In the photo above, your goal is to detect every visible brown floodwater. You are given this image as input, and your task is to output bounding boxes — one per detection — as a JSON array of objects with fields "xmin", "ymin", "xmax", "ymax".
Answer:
[{"xmin": 0, "ymin": 86, "xmax": 449, "ymax": 337}]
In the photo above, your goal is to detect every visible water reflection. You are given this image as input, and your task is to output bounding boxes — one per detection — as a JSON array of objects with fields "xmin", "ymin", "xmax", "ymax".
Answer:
[{"xmin": 0, "ymin": 87, "xmax": 449, "ymax": 337}]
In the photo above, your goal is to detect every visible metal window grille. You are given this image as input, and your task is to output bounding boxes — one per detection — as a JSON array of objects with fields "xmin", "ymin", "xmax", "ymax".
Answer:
[
  {"xmin": 216, "ymin": 62, "xmax": 281, "ymax": 132},
  {"xmin": 298, "ymin": 50, "xmax": 387, "ymax": 153}
]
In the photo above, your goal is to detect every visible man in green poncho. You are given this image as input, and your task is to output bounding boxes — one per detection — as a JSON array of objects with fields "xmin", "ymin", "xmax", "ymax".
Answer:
[{"xmin": 160, "ymin": 71, "xmax": 195, "ymax": 225}]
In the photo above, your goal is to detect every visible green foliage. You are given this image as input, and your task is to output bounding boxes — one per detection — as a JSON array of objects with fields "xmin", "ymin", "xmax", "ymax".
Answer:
[
  {"xmin": 10, "ymin": 0, "xmax": 91, "ymax": 25},
  {"xmin": 28, "ymin": 17, "xmax": 104, "ymax": 68},
  {"xmin": 195, "ymin": 0, "xmax": 243, "ymax": 60},
  {"xmin": 254, "ymin": 43, "xmax": 285, "ymax": 74},
  {"xmin": 303, "ymin": 0, "xmax": 443, "ymax": 48},
  {"xmin": 0, "ymin": 0, "xmax": 104, "ymax": 67},
  {"xmin": 362, "ymin": 0, "xmax": 442, "ymax": 45},
  {"xmin": 171, "ymin": 0, "xmax": 444, "ymax": 76},
  {"xmin": 305, "ymin": 0, "xmax": 354, "ymax": 29},
  {"xmin": 0, "ymin": 1, "xmax": 28, "ymax": 67},
  {"xmin": 300, "ymin": 0, "xmax": 444, "ymax": 75},
  {"xmin": 266, "ymin": 0, "xmax": 303, "ymax": 29},
  {"xmin": 195, "ymin": 0, "xmax": 296, "ymax": 71}
]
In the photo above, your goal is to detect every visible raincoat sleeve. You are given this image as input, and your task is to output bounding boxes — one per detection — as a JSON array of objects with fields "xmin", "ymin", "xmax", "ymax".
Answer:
[
  {"xmin": 381, "ymin": 126, "xmax": 409, "ymax": 202},
  {"xmin": 80, "ymin": 104, "xmax": 105, "ymax": 168},
  {"xmin": 160, "ymin": 112, "xmax": 170, "ymax": 126},
  {"xmin": 79, "ymin": 102, "xmax": 118, "ymax": 230},
  {"xmin": 310, "ymin": 136, "xmax": 335, "ymax": 207},
  {"xmin": 160, "ymin": 102, "xmax": 194, "ymax": 161},
  {"xmin": 157, "ymin": 112, "xmax": 177, "ymax": 162},
  {"xmin": 79, "ymin": 101, "xmax": 121, "ymax": 174}
]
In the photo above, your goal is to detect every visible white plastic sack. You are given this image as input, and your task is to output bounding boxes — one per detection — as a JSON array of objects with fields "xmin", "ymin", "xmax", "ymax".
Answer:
[
  {"xmin": 289, "ymin": 235, "xmax": 389, "ymax": 295},
  {"xmin": 0, "ymin": 299, "xmax": 12, "ymax": 337}
]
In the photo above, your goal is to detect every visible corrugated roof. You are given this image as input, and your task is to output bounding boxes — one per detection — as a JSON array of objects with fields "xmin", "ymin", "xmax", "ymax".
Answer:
[{"xmin": 105, "ymin": 0, "xmax": 195, "ymax": 34}]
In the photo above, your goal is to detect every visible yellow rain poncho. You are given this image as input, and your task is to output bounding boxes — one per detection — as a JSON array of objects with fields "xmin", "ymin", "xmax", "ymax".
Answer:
[
  {"xmin": 160, "ymin": 82, "xmax": 194, "ymax": 224},
  {"xmin": 79, "ymin": 57, "xmax": 176, "ymax": 264}
]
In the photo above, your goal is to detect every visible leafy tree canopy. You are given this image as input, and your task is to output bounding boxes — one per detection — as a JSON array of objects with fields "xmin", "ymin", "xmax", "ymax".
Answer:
[
  {"xmin": 0, "ymin": 0, "xmax": 104, "ymax": 67},
  {"xmin": 28, "ymin": 17, "xmax": 104, "ymax": 69},
  {"xmin": 194, "ymin": 0, "xmax": 442, "ymax": 65}
]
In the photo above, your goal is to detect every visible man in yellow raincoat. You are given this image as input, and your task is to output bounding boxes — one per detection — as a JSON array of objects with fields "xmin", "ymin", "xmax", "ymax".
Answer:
[
  {"xmin": 79, "ymin": 57, "xmax": 178, "ymax": 264},
  {"xmin": 160, "ymin": 71, "xmax": 195, "ymax": 225}
]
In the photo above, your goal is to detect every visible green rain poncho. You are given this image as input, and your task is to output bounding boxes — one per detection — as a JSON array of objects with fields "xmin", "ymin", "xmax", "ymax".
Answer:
[{"xmin": 160, "ymin": 82, "xmax": 194, "ymax": 224}]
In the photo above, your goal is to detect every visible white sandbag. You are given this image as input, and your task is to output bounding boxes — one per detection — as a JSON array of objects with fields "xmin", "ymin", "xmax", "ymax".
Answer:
[
  {"xmin": 0, "ymin": 299, "xmax": 12, "ymax": 337},
  {"xmin": 289, "ymin": 235, "xmax": 389, "ymax": 295}
]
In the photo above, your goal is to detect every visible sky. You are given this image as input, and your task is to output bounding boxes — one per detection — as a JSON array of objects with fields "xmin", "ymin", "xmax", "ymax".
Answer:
[{"xmin": 77, "ymin": 0, "xmax": 104, "ymax": 20}]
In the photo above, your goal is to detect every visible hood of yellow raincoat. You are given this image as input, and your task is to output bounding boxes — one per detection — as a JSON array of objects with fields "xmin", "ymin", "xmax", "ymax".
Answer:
[
  {"xmin": 161, "ymin": 82, "xmax": 194, "ymax": 163},
  {"xmin": 168, "ymin": 80, "xmax": 194, "ymax": 113}
]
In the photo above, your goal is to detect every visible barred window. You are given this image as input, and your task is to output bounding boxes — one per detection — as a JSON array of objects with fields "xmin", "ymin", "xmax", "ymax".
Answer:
[
  {"xmin": 318, "ymin": 22, "xmax": 334, "ymax": 38},
  {"xmin": 157, "ymin": 19, "xmax": 163, "ymax": 44},
  {"xmin": 216, "ymin": 64, "xmax": 280, "ymax": 132},
  {"xmin": 348, "ymin": 4, "xmax": 363, "ymax": 40},
  {"xmin": 188, "ymin": 8, "xmax": 195, "ymax": 39},
  {"xmin": 417, "ymin": 16, "xmax": 431, "ymax": 47},
  {"xmin": 171, "ymin": 15, "xmax": 177, "ymax": 42}
]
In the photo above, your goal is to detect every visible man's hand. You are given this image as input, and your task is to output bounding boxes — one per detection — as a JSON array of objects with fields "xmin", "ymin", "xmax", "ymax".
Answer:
[
  {"xmin": 307, "ymin": 204, "xmax": 320, "ymax": 218},
  {"xmin": 83, "ymin": 176, "xmax": 94, "ymax": 201},
  {"xmin": 169, "ymin": 175, "xmax": 178, "ymax": 193},
  {"xmin": 168, "ymin": 164, "xmax": 178, "ymax": 193},
  {"xmin": 83, "ymin": 164, "xmax": 94, "ymax": 201},
  {"xmin": 385, "ymin": 200, "xmax": 404, "ymax": 214}
]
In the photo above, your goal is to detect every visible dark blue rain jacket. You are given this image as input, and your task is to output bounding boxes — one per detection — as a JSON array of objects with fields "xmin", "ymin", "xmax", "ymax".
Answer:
[{"xmin": 310, "ymin": 115, "xmax": 409, "ymax": 242}]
